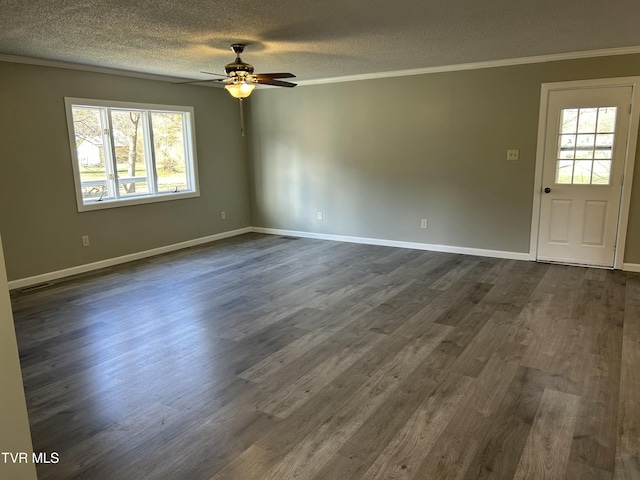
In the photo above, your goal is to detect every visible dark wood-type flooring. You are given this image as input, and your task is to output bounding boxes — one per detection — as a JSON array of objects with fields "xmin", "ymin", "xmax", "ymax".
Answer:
[{"xmin": 11, "ymin": 233, "xmax": 640, "ymax": 479}]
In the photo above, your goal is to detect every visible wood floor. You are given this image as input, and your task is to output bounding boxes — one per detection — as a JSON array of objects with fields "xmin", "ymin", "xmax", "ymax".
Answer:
[{"xmin": 11, "ymin": 233, "xmax": 640, "ymax": 480}]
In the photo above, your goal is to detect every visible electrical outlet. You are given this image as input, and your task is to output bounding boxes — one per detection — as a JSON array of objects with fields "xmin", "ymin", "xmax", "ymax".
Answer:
[
  {"xmin": 81, "ymin": 235, "xmax": 90, "ymax": 247},
  {"xmin": 221, "ymin": 211, "xmax": 226, "ymax": 220},
  {"xmin": 317, "ymin": 211, "xmax": 323, "ymax": 221},
  {"xmin": 507, "ymin": 149, "xmax": 519, "ymax": 161},
  {"xmin": 421, "ymin": 219, "xmax": 428, "ymax": 229}
]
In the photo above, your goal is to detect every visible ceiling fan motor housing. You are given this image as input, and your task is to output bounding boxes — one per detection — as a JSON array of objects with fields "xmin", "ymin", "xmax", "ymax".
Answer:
[
  {"xmin": 225, "ymin": 43, "xmax": 254, "ymax": 77},
  {"xmin": 224, "ymin": 60, "xmax": 254, "ymax": 77}
]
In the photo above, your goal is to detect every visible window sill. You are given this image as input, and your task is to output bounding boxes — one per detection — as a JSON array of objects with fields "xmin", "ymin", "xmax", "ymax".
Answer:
[{"xmin": 77, "ymin": 190, "xmax": 200, "ymax": 212}]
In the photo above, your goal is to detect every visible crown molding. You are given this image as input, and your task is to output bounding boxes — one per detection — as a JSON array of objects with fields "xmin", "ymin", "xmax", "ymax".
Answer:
[
  {"xmin": 2, "ymin": 45, "xmax": 640, "ymax": 88},
  {"xmin": 295, "ymin": 45, "xmax": 640, "ymax": 86},
  {"xmin": 0, "ymin": 53, "xmax": 223, "ymax": 87}
]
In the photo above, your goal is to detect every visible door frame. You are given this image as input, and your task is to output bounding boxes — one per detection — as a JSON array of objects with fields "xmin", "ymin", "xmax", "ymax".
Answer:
[{"xmin": 529, "ymin": 77, "xmax": 640, "ymax": 269}]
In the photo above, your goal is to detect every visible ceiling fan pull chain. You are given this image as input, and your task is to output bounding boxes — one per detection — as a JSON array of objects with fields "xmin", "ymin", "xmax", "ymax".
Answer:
[{"xmin": 239, "ymin": 98, "xmax": 245, "ymax": 137}]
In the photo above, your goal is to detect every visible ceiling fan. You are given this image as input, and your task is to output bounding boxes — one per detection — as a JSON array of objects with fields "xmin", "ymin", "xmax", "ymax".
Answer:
[{"xmin": 178, "ymin": 44, "xmax": 297, "ymax": 99}]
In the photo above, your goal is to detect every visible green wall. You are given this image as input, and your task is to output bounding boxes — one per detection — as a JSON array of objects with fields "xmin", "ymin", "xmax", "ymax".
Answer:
[
  {"xmin": 248, "ymin": 54, "xmax": 640, "ymax": 263},
  {"xmin": 0, "ymin": 62, "xmax": 250, "ymax": 281},
  {"xmin": 3, "ymin": 54, "xmax": 640, "ymax": 283}
]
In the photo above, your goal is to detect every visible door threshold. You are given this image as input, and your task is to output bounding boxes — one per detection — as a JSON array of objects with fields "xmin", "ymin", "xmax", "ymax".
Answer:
[{"xmin": 536, "ymin": 259, "xmax": 614, "ymax": 270}]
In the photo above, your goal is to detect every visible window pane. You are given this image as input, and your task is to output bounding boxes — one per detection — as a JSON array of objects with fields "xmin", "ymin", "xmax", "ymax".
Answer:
[
  {"xmin": 576, "ymin": 134, "xmax": 595, "ymax": 147},
  {"xmin": 575, "ymin": 134, "xmax": 594, "ymax": 159},
  {"xmin": 110, "ymin": 110, "xmax": 149, "ymax": 197},
  {"xmin": 592, "ymin": 160, "xmax": 611, "ymax": 185},
  {"xmin": 152, "ymin": 112, "xmax": 190, "ymax": 193},
  {"xmin": 560, "ymin": 109, "xmax": 578, "ymax": 134},
  {"xmin": 72, "ymin": 106, "xmax": 111, "ymax": 201},
  {"xmin": 575, "ymin": 149, "xmax": 594, "ymax": 159},
  {"xmin": 556, "ymin": 160, "xmax": 573, "ymax": 184},
  {"xmin": 558, "ymin": 134, "xmax": 575, "ymax": 159},
  {"xmin": 573, "ymin": 160, "xmax": 593, "ymax": 184},
  {"xmin": 594, "ymin": 134, "xmax": 613, "ymax": 159},
  {"xmin": 594, "ymin": 148, "xmax": 612, "ymax": 159},
  {"xmin": 595, "ymin": 134, "xmax": 614, "ymax": 147},
  {"xmin": 597, "ymin": 107, "xmax": 617, "ymax": 133},
  {"xmin": 559, "ymin": 134, "xmax": 575, "ymax": 149},
  {"xmin": 577, "ymin": 108, "xmax": 597, "ymax": 133}
]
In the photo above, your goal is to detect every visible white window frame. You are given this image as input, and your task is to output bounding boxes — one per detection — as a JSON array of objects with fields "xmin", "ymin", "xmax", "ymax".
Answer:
[{"xmin": 65, "ymin": 98, "xmax": 200, "ymax": 212}]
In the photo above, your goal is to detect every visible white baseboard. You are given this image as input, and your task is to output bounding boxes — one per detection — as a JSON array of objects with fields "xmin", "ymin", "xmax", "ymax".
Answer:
[
  {"xmin": 8, "ymin": 227, "xmax": 251, "ymax": 290},
  {"xmin": 27, "ymin": 225, "xmax": 626, "ymax": 290},
  {"xmin": 251, "ymin": 227, "xmax": 531, "ymax": 261}
]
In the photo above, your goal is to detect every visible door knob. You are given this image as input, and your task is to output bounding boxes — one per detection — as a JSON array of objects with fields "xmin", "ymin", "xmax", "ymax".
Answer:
[{"xmin": 544, "ymin": 187, "xmax": 551, "ymax": 193}]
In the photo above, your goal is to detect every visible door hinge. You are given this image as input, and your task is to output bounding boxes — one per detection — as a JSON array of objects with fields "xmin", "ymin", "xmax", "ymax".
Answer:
[
  {"xmin": 621, "ymin": 174, "xmax": 624, "ymax": 186},
  {"xmin": 629, "ymin": 104, "xmax": 632, "ymax": 114}
]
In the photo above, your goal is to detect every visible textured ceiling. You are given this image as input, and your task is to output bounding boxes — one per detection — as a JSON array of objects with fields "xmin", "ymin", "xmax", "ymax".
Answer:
[{"xmin": 2, "ymin": 0, "xmax": 640, "ymax": 83}]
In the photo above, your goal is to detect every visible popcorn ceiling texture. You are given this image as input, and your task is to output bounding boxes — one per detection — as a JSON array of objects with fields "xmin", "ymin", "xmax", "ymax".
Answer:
[{"xmin": 1, "ymin": 0, "xmax": 640, "ymax": 81}]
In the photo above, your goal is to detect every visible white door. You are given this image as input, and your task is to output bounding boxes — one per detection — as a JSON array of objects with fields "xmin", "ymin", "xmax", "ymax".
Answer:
[{"xmin": 537, "ymin": 86, "xmax": 633, "ymax": 267}]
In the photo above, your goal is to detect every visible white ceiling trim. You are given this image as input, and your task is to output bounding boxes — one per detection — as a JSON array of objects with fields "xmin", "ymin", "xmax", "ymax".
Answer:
[
  {"xmin": 2, "ymin": 45, "xmax": 640, "ymax": 88},
  {"xmin": 0, "ymin": 53, "xmax": 223, "ymax": 87},
  {"xmin": 296, "ymin": 45, "xmax": 640, "ymax": 86}
]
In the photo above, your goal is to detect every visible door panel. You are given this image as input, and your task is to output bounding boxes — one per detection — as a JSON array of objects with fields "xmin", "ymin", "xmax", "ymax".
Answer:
[
  {"xmin": 549, "ymin": 199, "xmax": 572, "ymax": 243},
  {"xmin": 537, "ymin": 86, "xmax": 632, "ymax": 267},
  {"xmin": 582, "ymin": 201, "xmax": 607, "ymax": 246}
]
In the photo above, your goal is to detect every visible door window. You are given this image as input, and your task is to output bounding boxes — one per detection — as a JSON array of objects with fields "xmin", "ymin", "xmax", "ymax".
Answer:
[{"xmin": 555, "ymin": 107, "xmax": 617, "ymax": 185}]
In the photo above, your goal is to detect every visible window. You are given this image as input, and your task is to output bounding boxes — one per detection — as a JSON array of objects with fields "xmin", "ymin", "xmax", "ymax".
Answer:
[
  {"xmin": 555, "ymin": 106, "xmax": 617, "ymax": 185},
  {"xmin": 65, "ymin": 98, "xmax": 199, "ymax": 211}
]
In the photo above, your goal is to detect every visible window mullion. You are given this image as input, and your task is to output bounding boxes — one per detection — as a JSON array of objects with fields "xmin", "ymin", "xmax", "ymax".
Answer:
[
  {"xmin": 105, "ymin": 108, "xmax": 121, "ymax": 199},
  {"xmin": 145, "ymin": 112, "xmax": 159, "ymax": 194}
]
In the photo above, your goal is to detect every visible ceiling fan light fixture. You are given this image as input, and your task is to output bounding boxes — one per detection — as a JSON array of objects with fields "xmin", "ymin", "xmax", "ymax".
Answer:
[{"xmin": 225, "ymin": 81, "xmax": 255, "ymax": 99}]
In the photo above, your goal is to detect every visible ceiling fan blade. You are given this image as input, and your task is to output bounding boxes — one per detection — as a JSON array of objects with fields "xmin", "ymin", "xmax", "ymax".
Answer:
[
  {"xmin": 176, "ymin": 47, "xmax": 297, "ymax": 91},
  {"xmin": 172, "ymin": 78, "xmax": 226, "ymax": 85},
  {"xmin": 256, "ymin": 78, "xmax": 297, "ymax": 88},
  {"xmin": 171, "ymin": 78, "xmax": 224, "ymax": 85},
  {"xmin": 254, "ymin": 73, "xmax": 296, "ymax": 79},
  {"xmin": 200, "ymin": 71, "xmax": 228, "ymax": 77}
]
